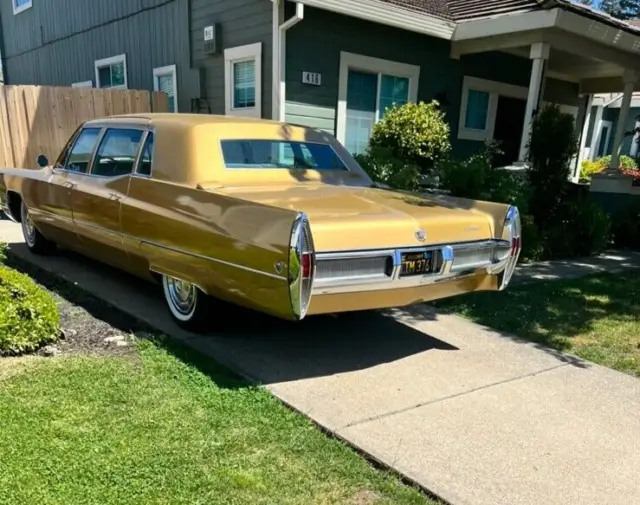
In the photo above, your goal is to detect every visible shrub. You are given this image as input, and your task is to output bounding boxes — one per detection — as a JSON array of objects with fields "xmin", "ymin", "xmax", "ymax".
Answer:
[
  {"xmin": 542, "ymin": 199, "xmax": 611, "ymax": 259},
  {"xmin": 0, "ymin": 263, "xmax": 60, "ymax": 354},
  {"xmin": 520, "ymin": 214, "xmax": 544, "ymax": 263},
  {"xmin": 355, "ymin": 147, "xmax": 421, "ymax": 191},
  {"xmin": 611, "ymin": 199, "xmax": 640, "ymax": 250},
  {"xmin": 369, "ymin": 101, "xmax": 451, "ymax": 172},
  {"xmin": 436, "ymin": 142, "xmax": 530, "ymax": 212},
  {"xmin": 527, "ymin": 104, "xmax": 579, "ymax": 229},
  {"xmin": 597, "ymin": 154, "xmax": 637, "ymax": 170},
  {"xmin": 580, "ymin": 160, "xmax": 605, "ymax": 182}
]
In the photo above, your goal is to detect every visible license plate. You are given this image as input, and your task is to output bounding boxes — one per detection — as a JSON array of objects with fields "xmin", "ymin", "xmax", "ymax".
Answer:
[{"xmin": 400, "ymin": 251, "xmax": 435, "ymax": 277}]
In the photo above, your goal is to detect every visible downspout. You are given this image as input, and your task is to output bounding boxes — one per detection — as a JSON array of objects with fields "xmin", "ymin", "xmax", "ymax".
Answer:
[{"xmin": 272, "ymin": 1, "xmax": 304, "ymax": 122}]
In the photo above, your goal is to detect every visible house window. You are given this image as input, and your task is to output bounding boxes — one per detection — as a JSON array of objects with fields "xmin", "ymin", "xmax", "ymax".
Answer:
[
  {"xmin": 630, "ymin": 120, "xmax": 640, "ymax": 158},
  {"xmin": 153, "ymin": 65, "xmax": 178, "ymax": 112},
  {"xmin": 336, "ymin": 52, "xmax": 420, "ymax": 155},
  {"xmin": 13, "ymin": 0, "xmax": 32, "ymax": 15},
  {"xmin": 71, "ymin": 81, "xmax": 93, "ymax": 88},
  {"xmin": 464, "ymin": 90, "xmax": 490, "ymax": 130},
  {"xmin": 224, "ymin": 43, "xmax": 262, "ymax": 118},
  {"xmin": 458, "ymin": 76, "xmax": 529, "ymax": 142},
  {"xmin": 94, "ymin": 54, "xmax": 127, "ymax": 90},
  {"xmin": 596, "ymin": 120, "xmax": 613, "ymax": 159}
]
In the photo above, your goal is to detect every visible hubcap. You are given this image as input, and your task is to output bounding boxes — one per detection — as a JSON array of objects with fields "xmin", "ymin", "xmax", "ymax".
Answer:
[
  {"xmin": 166, "ymin": 277, "xmax": 197, "ymax": 315},
  {"xmin": 22, "ymin": 206, "xmax": 36, "ymax": 246}
]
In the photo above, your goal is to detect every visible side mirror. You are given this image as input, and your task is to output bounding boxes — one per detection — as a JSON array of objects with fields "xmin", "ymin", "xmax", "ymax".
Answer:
[{"xmin": 36, "ymin": 154, "xmax": 49, "ymax": 168}]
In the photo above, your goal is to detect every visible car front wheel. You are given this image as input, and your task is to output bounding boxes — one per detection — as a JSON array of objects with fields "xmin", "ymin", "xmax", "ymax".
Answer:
[
  {"xmin": 21, "ymin": 201, "xmax": 56, "ymax": 254},
  {"xmin": 161, "ymin": 275, "xmax": 209, "ymax": 331}
]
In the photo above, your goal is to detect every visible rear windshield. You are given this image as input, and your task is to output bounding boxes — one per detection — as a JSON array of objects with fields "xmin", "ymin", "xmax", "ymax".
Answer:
[{"xmin": 220, "ymin": 139, "xmax": 348, "ymax": 171}]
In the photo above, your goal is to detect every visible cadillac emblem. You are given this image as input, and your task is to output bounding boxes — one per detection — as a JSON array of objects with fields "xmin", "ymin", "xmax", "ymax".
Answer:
[{"xmin": 415, "ymin": 229, "xmax": 427, "ymax": 242}]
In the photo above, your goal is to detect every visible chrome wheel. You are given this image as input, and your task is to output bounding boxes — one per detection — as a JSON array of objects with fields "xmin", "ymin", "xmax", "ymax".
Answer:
[
  {"xmin": 163, "ymin": 276, "xmax": 198, "ymax": 321},
  {"xmin": 21, "ymin": 203, "xmax": 36, "ymax": 247}
]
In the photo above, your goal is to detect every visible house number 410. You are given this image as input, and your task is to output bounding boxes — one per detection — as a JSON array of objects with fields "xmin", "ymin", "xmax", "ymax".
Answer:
[{"xmin": 302, "ymin": 72, "xmax": 322, "ymax": 86}]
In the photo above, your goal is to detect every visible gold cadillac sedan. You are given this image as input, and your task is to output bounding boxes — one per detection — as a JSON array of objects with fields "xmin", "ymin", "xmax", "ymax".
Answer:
[{"xmin": 0, "ymin": 114, "xmax": 521, "ymax": 330}]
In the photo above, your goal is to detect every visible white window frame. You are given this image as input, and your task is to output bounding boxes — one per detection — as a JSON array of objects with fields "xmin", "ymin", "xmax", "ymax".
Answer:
[
  {"xmin": 595, "ymin": 119, "xmax": 613, "ymax": 158},
  {"xmin": 153, "ymin": 64, "xmax": 178, "ymax": 113},
  {"xmin": 71, "ymin": 81, "xmax": 93, "ymax": 88},
  {"xmin": 224, "ymin": 42, "xmax": 262, "ymax": 118},
  {"xmin": 336, "ymin": 51, "xmax": 420, "ymax": 145},
  {"xmin": 458, "ymin": 76, "xmax": 528, "ymax": 142},
  {"xmin": 94, "ymin": 54, "xmax": 128, "ymax": 90},
  {"xmin": 13, "ymin": 0, "xmax": 32, "ymax": 15}
]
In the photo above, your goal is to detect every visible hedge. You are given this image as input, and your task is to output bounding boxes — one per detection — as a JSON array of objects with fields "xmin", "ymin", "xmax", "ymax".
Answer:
[{"xmin": 0, "ymin": 262, "xmax": 60, "ymax": 354}]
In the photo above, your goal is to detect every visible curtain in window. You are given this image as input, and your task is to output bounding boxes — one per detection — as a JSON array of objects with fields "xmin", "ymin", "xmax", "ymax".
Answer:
[
  {"xmin": 464, "ymin": 89, "xmax": 490, "ymax": 130},
  {"xmin": 378, "ymin": 74, "xmax": 409, "ymax": 119},
  {"xmin": 345, "ymin": 70, "xmax": 378, "ymax": 155},
  {"xmin": 233, "ymin": 61, "xmax": 256, "ymax": 109}
]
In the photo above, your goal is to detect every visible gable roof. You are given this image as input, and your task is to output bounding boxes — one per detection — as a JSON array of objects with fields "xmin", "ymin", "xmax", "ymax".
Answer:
[{"xmin": 377, "ymin": 0, "xmax": 640, "ymax": 34}]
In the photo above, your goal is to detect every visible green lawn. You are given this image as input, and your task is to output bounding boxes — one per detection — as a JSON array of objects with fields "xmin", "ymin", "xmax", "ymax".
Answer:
[
  {"xmin": 0, "ymin": 338, "xmax": 435, "ymax": 505},
  {"xmin": 434, "ymin": 271, "xmax": 640, "ymax": 377}
]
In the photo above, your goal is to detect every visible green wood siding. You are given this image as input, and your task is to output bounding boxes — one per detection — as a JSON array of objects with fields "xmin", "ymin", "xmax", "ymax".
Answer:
[{"xmin": 285, "ymin": 6, "xmax": 580, "ymax": 156}]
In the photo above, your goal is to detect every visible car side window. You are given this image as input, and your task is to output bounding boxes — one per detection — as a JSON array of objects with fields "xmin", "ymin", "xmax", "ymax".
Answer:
[
  {"xmin": 91, "ymin": 129, "xmax": 144, "ymax": 177},
  {"xmin": 65, "ymin": 128, "xmax": 102, "ymax": 173},
  {"xmin": 137, "ymin": 132, "xmax": 154, "ymax": 177}
]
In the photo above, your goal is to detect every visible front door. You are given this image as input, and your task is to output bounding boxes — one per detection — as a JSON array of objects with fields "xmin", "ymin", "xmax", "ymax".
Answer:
[
  {"xmin": 492, "ymin": 96, "xmax": 527, "ymax": 167},
  {"xmin": 71, "ymin": 127, "xmax": 144, "ymax": 270}
]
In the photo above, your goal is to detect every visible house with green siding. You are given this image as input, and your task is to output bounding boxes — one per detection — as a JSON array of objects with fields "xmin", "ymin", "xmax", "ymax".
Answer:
[{"xmin": 2, "ymin": 0, "xmax": 639, "ymax": 173}]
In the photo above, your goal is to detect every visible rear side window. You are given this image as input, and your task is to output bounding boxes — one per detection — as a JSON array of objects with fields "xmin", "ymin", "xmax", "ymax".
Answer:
[
  {"xmin": 220, "ymin": 139, "xmax": 348, "ymax": 171},
  {"xmin": 136, "ymin": 132, "xmax": 154, "ymax": 176},
  {"xmin": 91, "ymin": 129, "xmax": 144, "ymax": 177},
  {"xmin": 65, "ymin": 128, "xmax": 101, "ymax": 173}
]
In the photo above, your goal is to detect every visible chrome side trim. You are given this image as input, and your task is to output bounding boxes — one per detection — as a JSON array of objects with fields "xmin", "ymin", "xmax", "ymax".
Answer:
[{"xmin": 140, "ymin": 239, "xmax": 288, "ymax": 282}]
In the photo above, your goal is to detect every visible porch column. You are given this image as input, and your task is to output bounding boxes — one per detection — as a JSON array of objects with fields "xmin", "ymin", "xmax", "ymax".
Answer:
[
  {"xmin": 575, "ymin": 93, "xmax": 594, "ymax": 181},
  {"xmin": 518, "ymin": 42, "xmax": 550, "ymax": 163},
  {"xmin": 608, "ymin": 69, "xmax": 638, "ymax": 171}
]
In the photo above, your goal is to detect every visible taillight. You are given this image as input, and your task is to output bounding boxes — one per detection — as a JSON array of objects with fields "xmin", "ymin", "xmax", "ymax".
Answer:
[
  {"xmin": 288, "ymin": 212, "xmax": 315, "ymax": 320},
  {"xmin": 499, "ymin": 206, "xmax": 521, "ymax": 290}
]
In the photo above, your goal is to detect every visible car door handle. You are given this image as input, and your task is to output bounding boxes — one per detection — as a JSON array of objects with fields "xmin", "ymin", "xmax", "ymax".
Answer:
[
  {"xmin": 108, "ymin": 192, "xmax": 122, "ymax": 201},
  {"xmin": 64, "ymin": 181, "xmax": 77, "ymax": 189}
]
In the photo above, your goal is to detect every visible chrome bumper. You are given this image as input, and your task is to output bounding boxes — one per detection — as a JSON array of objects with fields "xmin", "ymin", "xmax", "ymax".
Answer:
[{"xmin": 312, "ymin": 239, "xmax": 513, "ymax": 295}]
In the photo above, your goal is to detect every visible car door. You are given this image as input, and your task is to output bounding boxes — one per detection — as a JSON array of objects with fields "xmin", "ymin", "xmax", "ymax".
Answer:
[
  {"xmin": 28, "ymin": 126, "xmax": 102, "ymax": 247},
  {"xmin": 71, "ymin": 127, "xmax": 145, "ymax": 270}
]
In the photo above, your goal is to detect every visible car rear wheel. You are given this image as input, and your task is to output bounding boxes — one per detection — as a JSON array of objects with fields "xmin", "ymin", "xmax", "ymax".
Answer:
[
  {"xmin": 161, "ymin": 275, "xmax": 209, "ymax": 331},
  {"xmin": 21, "ymin": 201, "xmax": 56, "ymax": 254}
]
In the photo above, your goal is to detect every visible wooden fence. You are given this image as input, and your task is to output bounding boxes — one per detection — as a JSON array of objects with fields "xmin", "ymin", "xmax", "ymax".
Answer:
[{"xmin": 0, "ymin": 85, "xmax": 169, "ymax": 169}]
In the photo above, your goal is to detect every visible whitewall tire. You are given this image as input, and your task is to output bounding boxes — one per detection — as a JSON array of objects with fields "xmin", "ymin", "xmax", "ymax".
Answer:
[
  {"xmin": 20, "ymin": 202, "xmax": 56, "ymax": 254},
  {"xmin": 161, "ymin": 275, "xmax": 209, "ymax": 331}
]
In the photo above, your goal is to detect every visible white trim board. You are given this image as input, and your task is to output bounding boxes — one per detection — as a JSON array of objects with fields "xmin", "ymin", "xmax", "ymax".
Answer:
[
  {"xmin": 224, "ymin": 42, "xmax": 262, "ymax": 118},
  {"xmin": 153, "ymin": 64, "xmax": 178, "ymax": 112},
  {"xmin": 71, "ymin": 81, "xmax": 93, "ymax": 88},
  {"xmin": 297, "ymin": 0, "xmax": 454, "ymax": 40},
  {"xmin": 94, "ymin": 54, "xmax": 128, "ymax": 90},
  {"xmin": 12, "ymin": 0, "xmax": 32, "ymax": 15},
  {"xmin": 336, "ymin": 51, "xmax": 420, "ymax": 144}
]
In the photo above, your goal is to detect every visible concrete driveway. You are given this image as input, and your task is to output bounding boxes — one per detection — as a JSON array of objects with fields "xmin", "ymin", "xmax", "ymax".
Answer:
[{"xmin": 1, "ymin": 218, "xmax": 639, "ymax": 505}]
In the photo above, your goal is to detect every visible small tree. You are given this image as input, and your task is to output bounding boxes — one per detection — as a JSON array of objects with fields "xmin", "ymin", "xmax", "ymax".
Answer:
[
  {"xmin": 368, "ymin": 101, "xmax": 451, "ymax": 173},
  {"xmin": 527, "ymin": 104, "xmax": 578, "ymax": 228}
]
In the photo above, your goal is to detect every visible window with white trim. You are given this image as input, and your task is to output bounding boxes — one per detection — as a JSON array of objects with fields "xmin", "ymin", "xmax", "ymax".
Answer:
[
  {"xmin": 13, "ymin": 0, "xmax": 31, "ymax": 15},
  {"xmin": 153, "ymin": 64, "xmax": 178, "ymax": 112},
  {"xmin": 224, "ymin": 43, "xmax": 262, "ymax": 118},
  {"xmin": 630, "ymin": 119, "xmax": 640, "ymax": 158},
  {"xmin": 94, "ymin": 54, "xmax": 128, "ymax": 90},
  {"xmin": 458, "ymin": 76, "xmax": 528, "ymax": 142},
  {"xmin": 336, "ymin": 52, "xmax": 420, "ymax": 155},
  {"xmin": 71, "ymin": 81, "xmax": 93, "ymax": 88}
]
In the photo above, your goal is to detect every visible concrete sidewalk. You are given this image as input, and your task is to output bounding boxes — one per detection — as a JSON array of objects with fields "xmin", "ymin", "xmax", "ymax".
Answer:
[{"xmin": 1, "ymin": 219, "xmax": 639, "ymax": 505}]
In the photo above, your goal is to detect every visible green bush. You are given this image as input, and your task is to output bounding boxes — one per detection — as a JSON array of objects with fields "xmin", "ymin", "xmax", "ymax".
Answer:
[
  {"xmin": 0, "ymin": 263, "xmax": 60, "ymax": 354},
  {"xmin": 579, "ymin": 159, "xmax": 605, "ymax": 182},
  {"xmin": 611, "ymin": 199, "xmax": 640, "ymax": 250},
  {"xmin": 355, "ymin": 147, "xmax": 421, "ymax": 191},
  {"xmin": 597, "ymin": 154, "xmax": 637, "ymax": 170},
  {"xmin": 369, "ymin": 101, "xmax": 451, "ymax": 172},
  {"xmin": 436, "ymin": 142, "xmax": 530, "ymax": 212},
  {"xmin": 542, "ymin": 199, "xmax": 611, "ymax": 259},
  {"xmin": 520, "ymin": 214, "xmax": 544, "ymax": 263},
  {"xmin": 527, "ymin": 104, "xmax": 578, "ymax": 229}
]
